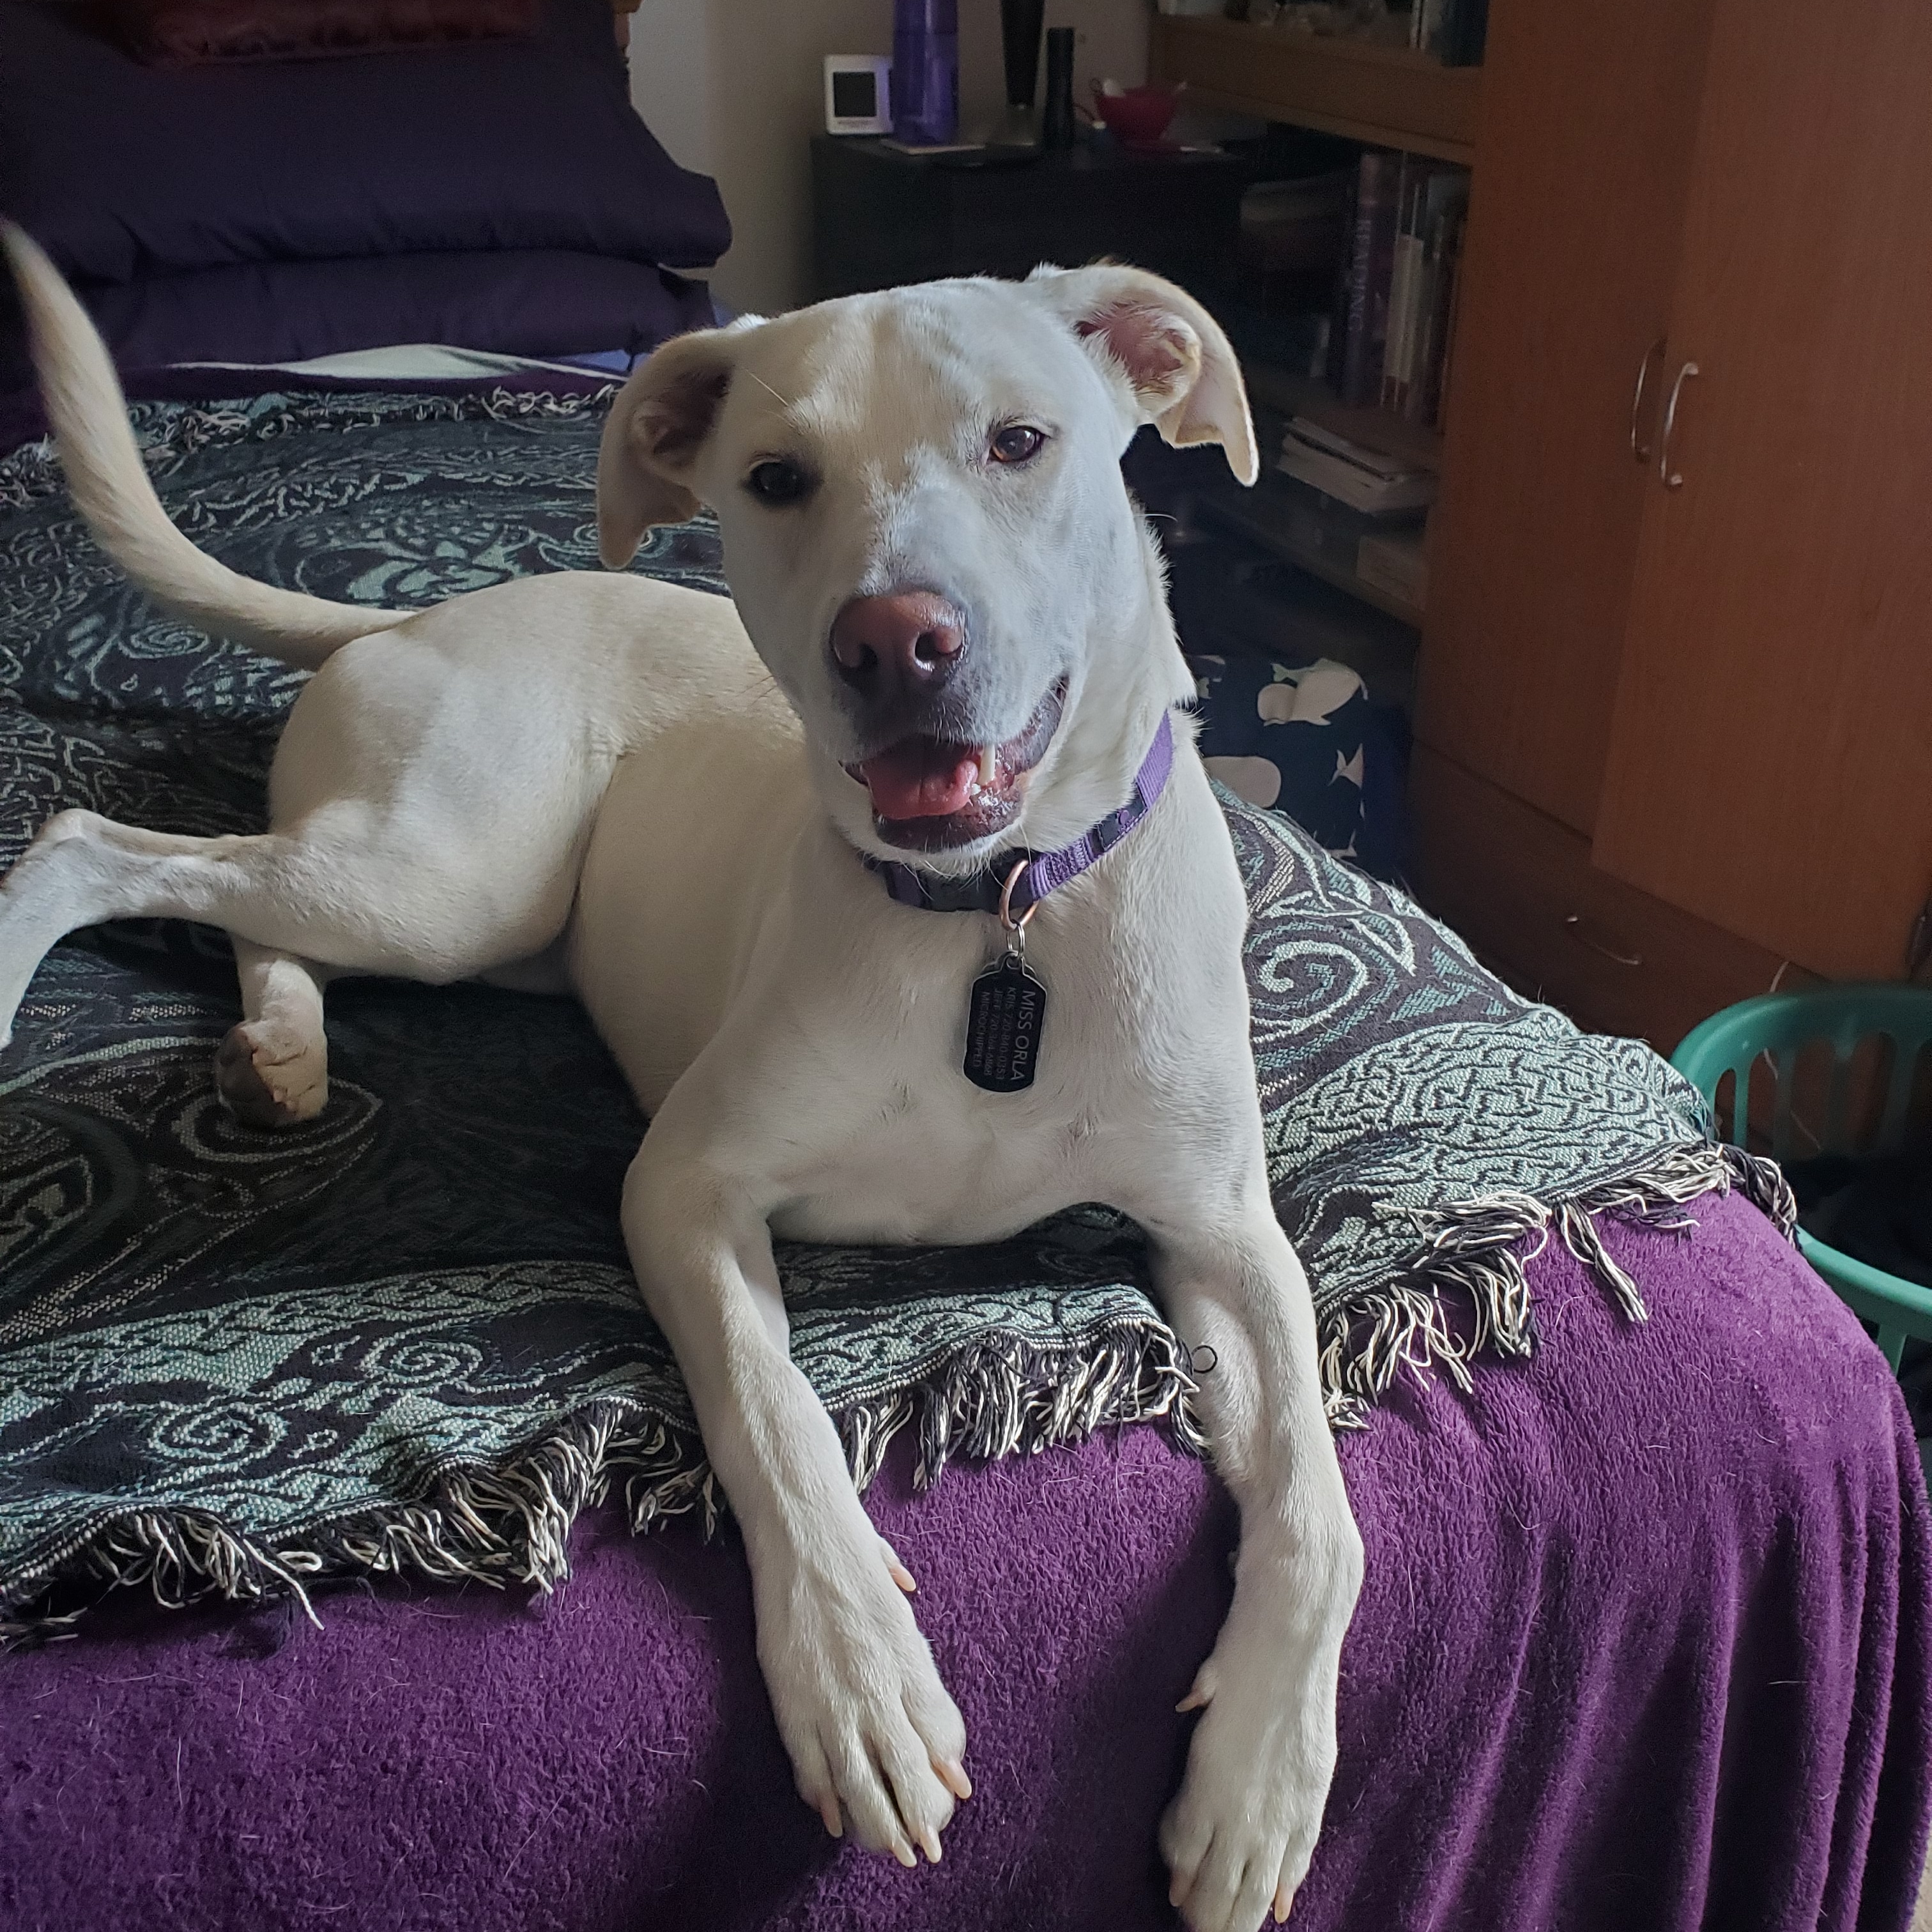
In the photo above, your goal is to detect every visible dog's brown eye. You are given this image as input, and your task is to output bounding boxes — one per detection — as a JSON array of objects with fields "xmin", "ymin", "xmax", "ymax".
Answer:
[
  {"xmin": 989, "ymin": 425, "xmax": 1046, "ymax": 465},
  {"xmin": 746, "ymin": 458, "xmax": 814, "ymax": 507}
]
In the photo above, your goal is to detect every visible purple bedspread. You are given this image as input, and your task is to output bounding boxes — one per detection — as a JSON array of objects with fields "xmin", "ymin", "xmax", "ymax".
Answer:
[{"xmin": 4, "ymin": 1195, "xmax": 1928, "ymax": 1931}]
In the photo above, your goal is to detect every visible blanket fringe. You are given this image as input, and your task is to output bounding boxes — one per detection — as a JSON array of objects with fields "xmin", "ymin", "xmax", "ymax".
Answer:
[
  {"xmin": 838, "ymin": 1319, "xmax": 1208, "ymax": 1492},
  {"xmin": 4, "ymin": 1151, "xmax": 1794, "ymax": 1643},
  {"xmin": 1, "ymin": 1318, "xmax": 1195, "ymax": 1649},
  {"xmin": 1318, "ymin": 1138, "xmax": 1798, "ymax": 1426}
]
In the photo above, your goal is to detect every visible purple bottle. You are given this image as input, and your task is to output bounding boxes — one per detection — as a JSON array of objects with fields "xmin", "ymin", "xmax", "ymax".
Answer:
[{"xmin": 892, "ymin": 0, "xmax": 958, "ymax": 146}]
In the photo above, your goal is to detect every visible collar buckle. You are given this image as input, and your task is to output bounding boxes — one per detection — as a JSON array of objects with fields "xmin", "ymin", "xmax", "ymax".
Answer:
[{"xmin": 1089, "ymin": 803, "xmax": 1132, "ymax": 855}]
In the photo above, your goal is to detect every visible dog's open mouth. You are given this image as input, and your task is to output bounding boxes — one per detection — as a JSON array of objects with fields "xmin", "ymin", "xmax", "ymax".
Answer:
[{"xmin": 845, "ymin": 680, "xmax": 1067, "ymax": 850}]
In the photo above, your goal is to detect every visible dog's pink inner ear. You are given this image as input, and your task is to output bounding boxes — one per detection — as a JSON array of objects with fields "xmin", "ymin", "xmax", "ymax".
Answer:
[
  {"xmin": 1075, "ymin": 303, "xmax": 1197, "ymax": 407},
  {"xmin": 597, "ymin": 344, "xmax": 735, "ymax": 567},
  {"xmin": 1032, "ymin": 264, "xmax": 1257, "ymax": 482},
  {"xmin": 638, "ymin": 364, "xmax": 732, "ymax": 468}
]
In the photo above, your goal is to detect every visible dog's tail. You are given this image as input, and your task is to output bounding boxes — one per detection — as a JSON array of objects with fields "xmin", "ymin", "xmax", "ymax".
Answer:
[{"xmin": 3, "ymin": 222, "xmax": 412, "ymax": 669}]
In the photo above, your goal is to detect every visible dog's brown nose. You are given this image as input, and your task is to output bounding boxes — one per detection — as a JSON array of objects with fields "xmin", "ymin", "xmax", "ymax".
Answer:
[{"xmin": 830, "ymin": 592, "xmax": 965, "ymax": 693}]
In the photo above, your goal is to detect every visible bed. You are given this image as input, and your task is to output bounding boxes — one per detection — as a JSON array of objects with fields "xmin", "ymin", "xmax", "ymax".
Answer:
[
  {"xmin": 0, "ymin": 10, "xmax": 1928, "ymax": 1931},
  {"xmin": 3, "ymin": 1204, "xmax": 1923, "ymax": 1932}
]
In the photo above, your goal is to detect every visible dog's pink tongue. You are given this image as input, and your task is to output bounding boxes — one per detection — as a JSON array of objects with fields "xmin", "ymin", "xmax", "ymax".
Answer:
[{"xmin": 859, "ymin": 741, "xmax": 978, "ymax": 820}]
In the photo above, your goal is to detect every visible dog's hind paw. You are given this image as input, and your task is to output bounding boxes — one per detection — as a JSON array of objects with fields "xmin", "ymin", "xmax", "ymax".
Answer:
[
  {"xmin": 760, "ymin": 1526, "xmax": 969, "ymax": 1868},
  {"xmin": 214, "ymin": 1020, "xmax": 328, "ymax": 1128}
]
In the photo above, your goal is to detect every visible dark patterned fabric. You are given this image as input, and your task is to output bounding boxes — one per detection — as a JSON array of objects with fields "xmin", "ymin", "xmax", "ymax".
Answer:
[
  {"xmin": 0, "ymin": 385, "xmax": 1786, "ymax": 1636},
  {"xmin": 1186, "ymin": 651, "xmax": 1370, "ymax": 862}
]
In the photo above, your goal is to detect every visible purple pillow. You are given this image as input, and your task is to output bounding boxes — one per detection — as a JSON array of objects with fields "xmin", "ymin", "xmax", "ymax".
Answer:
[
  {"xmin": 72, "ymin": 250, "xmax": 715, "ymax": 369},
  {"xmin": 0, "ymin": 0, "xmax": 730, "ymax": 279}
]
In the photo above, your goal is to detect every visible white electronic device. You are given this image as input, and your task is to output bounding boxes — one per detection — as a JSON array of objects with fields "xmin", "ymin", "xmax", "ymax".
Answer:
[{"xmin": 824, "ymin": 55, "xmax": 893, "ymax": 135}]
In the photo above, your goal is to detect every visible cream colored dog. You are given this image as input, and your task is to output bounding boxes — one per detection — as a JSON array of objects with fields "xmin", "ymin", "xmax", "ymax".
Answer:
[{"xmin": 0, "ymin": 226, "xmax": 1361, "ymax": 1932}]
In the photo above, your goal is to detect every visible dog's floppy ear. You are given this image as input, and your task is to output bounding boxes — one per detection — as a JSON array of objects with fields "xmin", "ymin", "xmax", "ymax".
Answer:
[
  {"xmin": 1026, "ymin": 263, "xmax": 1257, "ymax": 486},
  {"xmin": 597, "ymin": 330, "xmax": 739, "ymax": 568}
]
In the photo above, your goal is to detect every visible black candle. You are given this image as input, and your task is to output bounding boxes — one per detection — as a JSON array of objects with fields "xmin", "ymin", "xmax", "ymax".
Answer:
[
  {"xmin": 1041, "ymin": 25, "xmax": 1075, "ymax": 150},
  {"xmin": 1000, "ymin": 0, "xmax": 1045, "ymax": 110}
]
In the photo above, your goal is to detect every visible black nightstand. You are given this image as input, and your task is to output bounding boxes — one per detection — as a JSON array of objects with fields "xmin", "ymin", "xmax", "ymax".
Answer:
[{"xmin": 811, "ymin": 135, "xmax": 1250, "ymax": 302}]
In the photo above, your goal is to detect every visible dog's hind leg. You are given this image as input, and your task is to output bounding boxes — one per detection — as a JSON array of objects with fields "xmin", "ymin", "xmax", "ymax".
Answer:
[
  {"xmin": 0, "ymin": 808, "xmax": 142, "ymax": 1046},
  {"xmin": 0, "ymin": 806, "xmax": 565, "ymax": 1050},
  {"xmin": 213, "ymin": 940, "xmax": 334, "ymax": 1127}
]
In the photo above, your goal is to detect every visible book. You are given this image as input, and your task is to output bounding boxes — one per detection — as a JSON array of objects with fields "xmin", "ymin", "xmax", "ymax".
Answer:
[
  {"xmin": 1363, "ymin": 160, "xmax": 1402, "ymax": 408},
  {"xmin": 1382, "ymin": 160, "xmax": 1445, "ymax": 415},
  {"xmin": 1440, "ymin": 0, "xmax": 1489, "ymax": 67},
  {"xmin": 1277, "ymin": 417, "xmax": 1438, "ymax": 517},
  {"xmin": 1368, "ymin": 161, "xmax": 1468, "ymax": 422},
  {"xmin": 1325, "ymin": 204, "xmax": 1353, "ymax": 392},
  {"xmin": 1426, "ymin": 203, "xmax": 1469, "ymax": 427},
  {"xmin": 1401, "ymin": 199, "xmax": 1437, "ymax": 423},
  {"xmin": 1307, "ymin": 150, "xmax": 1468, "ymax": 434},
  {"xmin": 1338, "ymin": 150, "xmax": 1400, "ymax": 408},
  {"xmin": 1405, "ymin": 172, "xmax": 1469, "ymax": 422},
  {"xmin": 1380, "ymin": 157, "xmax": 1419, "ymax": 413}
]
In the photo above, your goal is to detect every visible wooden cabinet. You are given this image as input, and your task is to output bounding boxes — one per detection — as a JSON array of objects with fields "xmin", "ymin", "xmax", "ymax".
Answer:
[
  {"xmin": 1591, "ymin": 0, "xmax": 1932, "ymax": 983},
  {"xmin": 1409, "ymin": 746, "xmax": 1799, "ymax": 1051},
  {"xmin": 1415, "ymin": 0, "xmax": 1932, "ymax": 1041},
  {"xmin": 1415, "ymin": 0, "xmax": 1713, "ymax": 836}
]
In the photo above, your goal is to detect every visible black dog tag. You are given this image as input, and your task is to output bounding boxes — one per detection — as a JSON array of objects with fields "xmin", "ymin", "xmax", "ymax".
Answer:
[{"xmin": 963, "ymin": 954, "xmax": 1047, "ymax": 1092}]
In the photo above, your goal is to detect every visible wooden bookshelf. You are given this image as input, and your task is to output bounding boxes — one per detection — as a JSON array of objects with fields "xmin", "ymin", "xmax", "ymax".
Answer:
[
  {"xmin": 1148, "ymin": 19, "xmax": 1470, "ymax": 641},
  {"xmin": 1149, "ymin": 18, "xmax": 1481, "ymax": 165}
]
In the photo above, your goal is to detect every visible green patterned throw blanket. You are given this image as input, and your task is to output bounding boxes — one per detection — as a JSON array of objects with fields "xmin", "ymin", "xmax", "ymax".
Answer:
[{"xmin": 0, "ymin": 387, "xmax": 1790, "ymax": 1640}]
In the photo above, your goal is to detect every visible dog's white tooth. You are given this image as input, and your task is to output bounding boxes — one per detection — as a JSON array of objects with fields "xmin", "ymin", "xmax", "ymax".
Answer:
[{"xmin": 976, "ymin": 745, "xmax": 997, "ymax": 787}]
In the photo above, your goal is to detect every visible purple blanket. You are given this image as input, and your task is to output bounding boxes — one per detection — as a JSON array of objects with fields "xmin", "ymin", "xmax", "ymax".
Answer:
[{"xmin": 4, "ymin": 1195, "xmax": 1928, "ymax": 1930}]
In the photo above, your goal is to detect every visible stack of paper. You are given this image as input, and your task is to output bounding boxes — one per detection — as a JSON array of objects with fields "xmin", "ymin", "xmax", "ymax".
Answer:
[{"xmin": 1276, "ymin": 417, "xmax": 1438, "ymax": 518}]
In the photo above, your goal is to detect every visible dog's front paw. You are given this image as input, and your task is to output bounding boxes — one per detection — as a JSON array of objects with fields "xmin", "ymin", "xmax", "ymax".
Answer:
[
  {"xmin": 1160, "ymin": 1592, "xmax": 1350, "ymax": 1932},
  {"xmin": 757, "ymin": 1528, "xmax": 969, "ymax": 1867}
]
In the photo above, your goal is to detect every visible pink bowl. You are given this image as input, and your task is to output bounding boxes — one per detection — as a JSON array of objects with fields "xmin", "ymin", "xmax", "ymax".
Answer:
[{"xmin": 1091, "ymin": 84, "xmax": 1179, "ymax": 146}]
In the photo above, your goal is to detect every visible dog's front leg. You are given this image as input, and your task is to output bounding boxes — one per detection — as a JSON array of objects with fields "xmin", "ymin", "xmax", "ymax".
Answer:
[
  {"xmin": 1145, "ymin": 1206, "xmax": 1363, "ymax": 1932},
  {"xmin": 621, "ymin": 1146, "xmax": 970, "ymax": 1865}
]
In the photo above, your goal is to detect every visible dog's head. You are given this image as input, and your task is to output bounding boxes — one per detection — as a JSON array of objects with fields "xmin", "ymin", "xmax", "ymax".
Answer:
[{"xmin": 597, "ymin": 265, "xmax": 1255, "ymax": 866}]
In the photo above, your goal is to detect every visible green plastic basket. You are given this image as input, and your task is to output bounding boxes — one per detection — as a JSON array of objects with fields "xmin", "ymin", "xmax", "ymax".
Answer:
[{"xmin": 1672, "ymin": 985, "xmax": 1932, "ymax": 1372}]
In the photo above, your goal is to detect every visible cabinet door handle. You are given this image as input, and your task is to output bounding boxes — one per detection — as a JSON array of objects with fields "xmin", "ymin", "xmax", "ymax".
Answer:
[
  {"xmin": 1658, "ymin": 360, "xmax": 1699, "ymax": 488},
  {"xmin": 1564, "ymin": 915, "xmax": 1643, "ymax": 968},
  {"xmin": 1908, "ymin": 896, "xmax": 1932, "ymax": 976},
  {"xmin": 1629, "ymin": 338, "xmax": 1665, "ymax": 462}
]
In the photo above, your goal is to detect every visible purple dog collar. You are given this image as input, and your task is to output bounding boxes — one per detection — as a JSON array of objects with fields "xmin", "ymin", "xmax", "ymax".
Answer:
[{"xmin": 862, "ymin": 710, "xmax": 1175, "ymax": 917}]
